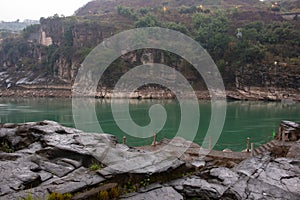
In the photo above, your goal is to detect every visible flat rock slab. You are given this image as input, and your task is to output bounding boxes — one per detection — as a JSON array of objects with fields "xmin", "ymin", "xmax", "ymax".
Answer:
[
  {"xmin": 37, "ymin": 160, "xmax": 75, "ymax": 177},
  {"xmin": 121, "ymin": 187, "xmax": 183, "ymax": 200},
  {"xmin": 98, "ymin": 152, "xmax": 184, "ymax": 178},
  {"xmin": 48, "ymin": 167, "xmax": 106, "ymax": 194},
  {"xmin": 0, "ymin": 156, "xmax": 41, "ymax": 195},
  {"xmin": 169, "ymin": 176, "xmax": 228, "ymax": 199},
  {"xmin": 1, "ymin": 167, "xmax": 106, "ymax": 200}
]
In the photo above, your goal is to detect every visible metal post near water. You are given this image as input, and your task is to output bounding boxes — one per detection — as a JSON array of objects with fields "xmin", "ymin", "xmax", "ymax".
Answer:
[
  {"xmin": 208, "ymin": 136, "xmax": 212, "ymax": 151},
  {"xmin": 122, "ymin": 136, "xmax": 126, "ymax": 144},
  {"xmin": 251, "ymin": 143, "xmax": 254, "ymax": 156},
  {"xmin": 152, "ymin": 133, "xmax": 157, "ymax": 146},
  {"xmin": 246, "ymin": 137, "xmax": 250, "ymax": 153},
  {"xmin": 278, "ymin": 126, "xmax": 282, "ymax": 137}
]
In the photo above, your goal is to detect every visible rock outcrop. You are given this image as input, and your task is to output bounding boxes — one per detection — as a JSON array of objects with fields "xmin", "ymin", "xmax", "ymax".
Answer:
[
  {"xmin": 121, "ymin": 153, "xmax": 300, "ymax": 200},
  {"xmin": 0, "ymin": 121, "xmax": 192, "ymax": 199},
  {"xmin": 0, "ymin": 121, "xmax": 299, "ymax": 199}
]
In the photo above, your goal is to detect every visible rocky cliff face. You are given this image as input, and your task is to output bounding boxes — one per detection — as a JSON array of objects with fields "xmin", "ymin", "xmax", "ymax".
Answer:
[
  {"xmin": 236, "ymin": 64, "xmax": 300, "ymax": 90},
  {"xmin": 0, "ymin": 17, "xmax": 117, "ymax": 85},
  {"xmin": 39, "ymin": 17, "xmax": 117, "ymax": 82}
]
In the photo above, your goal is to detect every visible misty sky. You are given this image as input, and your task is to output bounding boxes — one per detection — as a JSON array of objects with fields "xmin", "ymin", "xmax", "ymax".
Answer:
[{"xmin": 0, "ymin": 0, "xmax": 92, "ymax": 21}]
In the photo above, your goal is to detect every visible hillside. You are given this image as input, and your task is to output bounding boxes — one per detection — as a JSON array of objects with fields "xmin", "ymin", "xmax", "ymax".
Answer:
[
  {"xmin": 75, "ymin": 0, "xmax": 264, "ymax": 16},
  {"xmin": 0, "ymin": 0, "xmax": 299, "ymax": 98}
]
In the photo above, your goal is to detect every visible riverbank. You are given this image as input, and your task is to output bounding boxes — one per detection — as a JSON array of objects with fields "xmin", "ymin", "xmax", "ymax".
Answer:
[
  {"xmin": 0, "ymin": 120, "xmax": 299, "ymax": 199},
  {"xmin": 0, "ymin": 86, "xmax": 300, "ymax": 101}
]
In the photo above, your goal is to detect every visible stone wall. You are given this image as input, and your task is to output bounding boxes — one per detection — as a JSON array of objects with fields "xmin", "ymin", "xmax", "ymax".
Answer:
[{"xmin": 277, "ymin": 120, "xmax": 300, "ymax": 141}]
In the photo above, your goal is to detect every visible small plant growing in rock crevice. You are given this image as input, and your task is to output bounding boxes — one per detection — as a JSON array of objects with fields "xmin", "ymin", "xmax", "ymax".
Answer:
[
  {"xmin": 123, "ymin": 181, "xmax": 137, "ymax": 193},
  {"xmin": 0, "ymin": 141, "xmax": 14, "ymax": 153},
  {"xmin": 20, "ymin": 191, "xmax": 44, "ymax": 200},
  {"xmin": 98, "ymin": 190, "xmax": 109, "ymax": 200},
  {"xmin": 21, "ymin": 193, "xmax": 35, "ymax": 200},
  {"xmin": 109, "ymin": 187, "xmax": 119, "ymax": 199},
  {"xmin": 140, "ymin": 177, "xmax": 151, "ymax": 188},
  {"xmin": 89, "ymin": 162, "xmax": 103, "ymax": 171},
  {"xmin": 47, "ymin": 192, "xmax": 72, "ymax": 200}
]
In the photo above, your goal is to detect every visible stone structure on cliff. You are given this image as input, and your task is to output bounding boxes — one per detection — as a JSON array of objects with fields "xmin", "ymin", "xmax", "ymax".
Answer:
[{"xmin": 40, "ymin": 30, "xmax": 53, "ymax": 46}]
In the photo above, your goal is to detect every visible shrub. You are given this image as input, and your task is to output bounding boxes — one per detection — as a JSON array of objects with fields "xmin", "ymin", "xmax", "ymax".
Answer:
[
  {"xmin": 89, "ymin": 163, "xmax": 102, "ymax": 171},
  {"xmin": 22, "ymin": 193, "xmax": 34, "ymax": 200},
  {"xmin": 109, "ymin": 187, "xmax": 119, "ymax": 199},
  {"xmin": 0, "ymin": 141, "xmax": 14, "ymax": 153},
  {"xmin": 47, "ymin": 192, "xmax": 72, "ymax": 200},
  {"xmin": 98, "ymin": 190, "xmax": 109, "ymax": 200}
]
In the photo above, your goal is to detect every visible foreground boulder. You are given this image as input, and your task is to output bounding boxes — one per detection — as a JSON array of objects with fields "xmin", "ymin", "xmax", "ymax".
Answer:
[{"xmin": 0, "ymin": 121, "xmax": 191, "ymax": 199}]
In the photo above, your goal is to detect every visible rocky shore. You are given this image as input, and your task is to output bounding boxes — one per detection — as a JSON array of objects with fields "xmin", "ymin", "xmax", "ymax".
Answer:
[
  {"xmin": 1, "ymin": 86, "xmax": 300, "ymax": 101},
  {"xmin": 0, "ymin": 120, "xmax": 299, "ymax": 199},
  {"xmin": 0, "ymin": 88, "xmax": 71, "ymax": 98}
]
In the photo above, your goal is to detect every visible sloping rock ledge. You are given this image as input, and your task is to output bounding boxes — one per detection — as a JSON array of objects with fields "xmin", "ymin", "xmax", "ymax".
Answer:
[{"xmin": 0, "ymin": 121, "xmax": 299, "ymax": 200}]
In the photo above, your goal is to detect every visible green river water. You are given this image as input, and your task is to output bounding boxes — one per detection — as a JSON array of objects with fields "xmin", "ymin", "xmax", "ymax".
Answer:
[{"xmin": 0, "ymin": 97, "xmax": 299, "ymax": 151}]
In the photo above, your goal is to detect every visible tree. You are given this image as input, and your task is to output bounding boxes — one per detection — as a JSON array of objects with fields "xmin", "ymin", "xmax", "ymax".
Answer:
[
  {"xmin": 22, "ymin": 24, "xmax": 41, "ymax": 39},
  {"xmin": 117, "ymin": 6, "xmax": 137, "ymax": 19},
  {"xmin": 162, "ymin": 22, "xmax": 188, "ymax": 34},
  {"xmin": 135, "ymin": 15, "xmax": 159, "ymax": 28},
  {"xmin": 139, "ymin": 8, "xmax": 149, "ymax": 16},
  {"xmin": 192, "ymin": 12, "xmax": 230, "ymax": 59}
]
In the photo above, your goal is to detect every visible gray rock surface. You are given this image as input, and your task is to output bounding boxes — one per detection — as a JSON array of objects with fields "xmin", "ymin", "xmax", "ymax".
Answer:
[
  {"xmin": 287, "ymin": 140, "xmax": 300, "ymax": 159},
  {"xmin": 169, "ymin": 176, "xmax": 228, "ymax": 199},
  {"xmin": 0, "ymin": 121, "xmax": 188, "ymax": 199},
  {"xmin": 0, "ymin": 121, "xmax": 112, "ymax": 199},
  {"xmin": 166, "ymin": 154, "xmax": 300, "ymax": 200},
  {"xmin": 121, "ymin": 186, "xmax": 183, "ymax": 200}
]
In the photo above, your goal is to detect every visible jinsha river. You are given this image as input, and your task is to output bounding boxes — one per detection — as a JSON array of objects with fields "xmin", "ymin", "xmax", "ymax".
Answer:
[{"xmin": 0, "ymin": 97, "xmax": 299, "ymax": 151}]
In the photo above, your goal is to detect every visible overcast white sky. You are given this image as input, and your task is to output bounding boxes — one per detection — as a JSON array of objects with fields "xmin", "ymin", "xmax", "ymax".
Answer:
[{"xmin": 0, "ymin": 0, "xmax": 92, "ymax": 21}]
